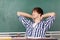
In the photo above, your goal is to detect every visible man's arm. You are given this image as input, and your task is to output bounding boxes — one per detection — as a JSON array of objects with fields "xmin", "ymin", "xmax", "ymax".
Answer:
[
  {"xmin": 17, "ymin": 12, "xmax": 32, "ymax": 28},
  {"xmin": 42, "ymin": 12, "xmax": 56, "ymax": 18},
  {"xmin": 42, "ymin": 12, "xmax": 56, "ymax": 30},
  {"xmin": 17, "ymin": 12, "xmax": 32, "ymax": 18}
]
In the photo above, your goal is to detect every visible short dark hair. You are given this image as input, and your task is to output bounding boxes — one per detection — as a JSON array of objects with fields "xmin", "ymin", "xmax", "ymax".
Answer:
[{"xmin": 32, "ymin": 7, "xmax": 43, "ymax": 16}]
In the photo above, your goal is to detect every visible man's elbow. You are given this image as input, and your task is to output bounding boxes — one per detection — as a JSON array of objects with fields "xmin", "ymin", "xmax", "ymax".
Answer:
[
  {"xmin": 17, "ymin": 12, "xmax": 21, "ymax": 16},
  {"xmin": 51, "ymin": 12, "xmax": 56, "ymax": 16}
]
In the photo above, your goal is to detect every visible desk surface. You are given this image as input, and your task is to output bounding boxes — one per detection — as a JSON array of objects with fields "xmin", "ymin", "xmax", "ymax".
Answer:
[
  {"xmin": 12, "ymin": 37, "xmax": 57, "ymax": 40},
  {"xmin": 0, "ymin": 37, "xmax": 58, "ymax": 40}
]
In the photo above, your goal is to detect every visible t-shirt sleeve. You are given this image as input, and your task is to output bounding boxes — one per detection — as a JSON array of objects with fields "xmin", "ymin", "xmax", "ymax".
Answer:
[
  {"xmin": 18, "ymin": 16, "xmax": 31, "ymax": 28},
  {"xmin": 44, "ymin": 16, "xmax": 55, "ymax": 30}
]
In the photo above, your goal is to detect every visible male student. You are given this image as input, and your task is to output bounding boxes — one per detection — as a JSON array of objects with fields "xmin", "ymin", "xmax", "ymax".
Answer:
[{"xmin": 17, "ymin": 7, "xmax": 55, "ymax": 37}]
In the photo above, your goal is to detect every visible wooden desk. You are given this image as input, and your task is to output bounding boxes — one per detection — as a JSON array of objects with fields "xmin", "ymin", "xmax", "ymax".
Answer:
[
  {"xmin": 0, "ymin": 37, "xmax": 11, "ymax": 40},
  {"xmin": 12, "ymin": 37, "xmax": 58, "ymax": 40}
]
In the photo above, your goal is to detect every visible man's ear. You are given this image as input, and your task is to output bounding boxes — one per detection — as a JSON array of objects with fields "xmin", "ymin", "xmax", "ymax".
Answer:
[{"xmin": 40, "ymin": 14, "xmax": 42, "ymax": 16}]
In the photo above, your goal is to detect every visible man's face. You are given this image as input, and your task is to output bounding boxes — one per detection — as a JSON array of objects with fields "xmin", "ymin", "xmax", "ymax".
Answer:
[{"xmin": 32, "ymin": 11, "xmax": 41, "ymax": 19}]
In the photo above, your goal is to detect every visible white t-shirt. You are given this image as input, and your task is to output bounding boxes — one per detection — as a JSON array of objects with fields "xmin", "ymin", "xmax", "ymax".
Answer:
[
  {"xmin": 32, "ymin": 23, "xmax": 38, "ymax": 37},
  {"xmin": 33, "ymin": 23, "xmax": 37, "ymax": 28}
]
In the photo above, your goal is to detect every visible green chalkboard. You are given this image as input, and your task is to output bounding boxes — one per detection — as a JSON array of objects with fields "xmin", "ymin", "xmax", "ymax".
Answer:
[{"xmin": 0, "ymin": 0, "xmax": 60, "ymax": 32}]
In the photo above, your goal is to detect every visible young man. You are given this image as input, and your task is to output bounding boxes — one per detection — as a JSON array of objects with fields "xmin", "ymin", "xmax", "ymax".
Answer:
[{"xmin": 17, "ymin": 7, "xmax": 55, "ymax": 37}]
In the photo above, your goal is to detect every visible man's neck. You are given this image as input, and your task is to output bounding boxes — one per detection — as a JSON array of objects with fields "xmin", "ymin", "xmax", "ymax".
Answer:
[{"xmin": 34, "ymin": 17, "xmax": 41, "ymax": 23}]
